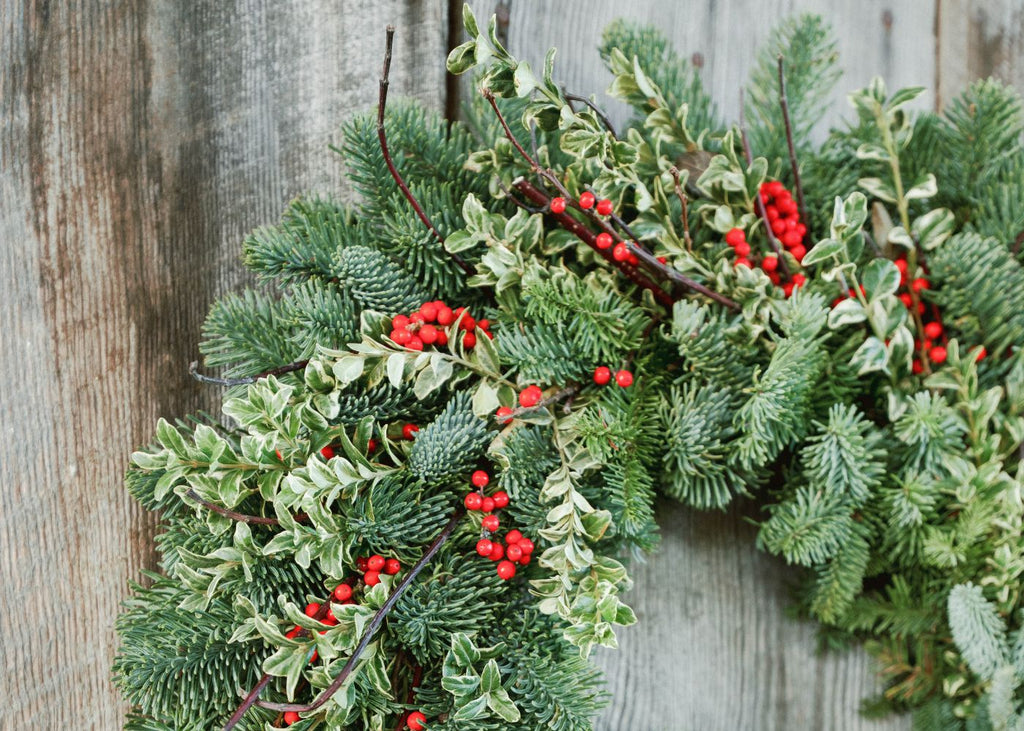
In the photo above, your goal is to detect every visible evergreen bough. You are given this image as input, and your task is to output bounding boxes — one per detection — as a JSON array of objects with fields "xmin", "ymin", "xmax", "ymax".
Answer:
[{"xmin": 115, "ymin": 5, "xmax": 1024, "ymax": 729}]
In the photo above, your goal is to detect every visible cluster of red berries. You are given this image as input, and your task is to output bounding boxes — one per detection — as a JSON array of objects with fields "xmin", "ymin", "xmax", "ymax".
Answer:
[
  {"xmin": 389, "ymin": 301, "xmax": 493, "ymax": 352},
  {"xmin": 463, "ymin": 470, "xmax": 510, "ymax": 514},
  {"xmin": 355, "ymin": 553, "xmax": 402, "ymax": 587},
  {"xmin": 476, "ymin": 528, "xmax": 534, "ymax": 580},
  {"xmin": 593, "ymin": 366, "xmax": 633, "ymax": 387},
  {"xmin": 550, "ymin": 192, "xmax": 642, "ymax": 266},
  {"xmin": 517, "ymin": 384, "xmax": 544, "ymax": 408}
]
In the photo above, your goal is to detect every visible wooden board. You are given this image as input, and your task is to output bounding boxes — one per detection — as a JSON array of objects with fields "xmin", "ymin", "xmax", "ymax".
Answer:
[{"xmin": 0, "ymin": 2, "xmax": 446, "ymax": 727}]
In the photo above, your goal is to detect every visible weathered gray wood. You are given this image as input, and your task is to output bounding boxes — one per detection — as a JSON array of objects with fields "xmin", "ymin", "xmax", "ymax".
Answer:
[
  {"xmin": 506, "ymin": 0, "xmax": 938, "ymax": 137},
  {"xmin": 937, "ymin": 0, "xmax": 1024, "ymax": 108},
  {"xmin": 0, "ymin": 2, "xmax": 446, "ymax": 727}
]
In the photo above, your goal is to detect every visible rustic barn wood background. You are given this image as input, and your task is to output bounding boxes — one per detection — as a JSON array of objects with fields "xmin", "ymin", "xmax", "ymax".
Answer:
[{"xmin": 2, "ymin": 1, "xmax": 1021, "ymax": 729}]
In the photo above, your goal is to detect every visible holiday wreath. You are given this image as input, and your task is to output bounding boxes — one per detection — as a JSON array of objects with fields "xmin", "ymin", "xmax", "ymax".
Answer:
[{"xmin": 114, "ymin": 6, "xmax": 1024, "ymax": 730}]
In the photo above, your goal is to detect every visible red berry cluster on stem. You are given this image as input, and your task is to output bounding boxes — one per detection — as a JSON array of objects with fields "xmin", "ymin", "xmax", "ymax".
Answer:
[
  {"xmin": 761, "ymin": 180, "xmax": 807, "ymax": 261},
  {"xmin": 390, "ymin": 301, "xmax": 493, "ymax": 352},
  {"xmin": 593, "ymin": 366, "xmax": 632, "ymax": 387},
  {"xmin": 462, "ymin": 469, "xmax": 531, "ymax": 579}
]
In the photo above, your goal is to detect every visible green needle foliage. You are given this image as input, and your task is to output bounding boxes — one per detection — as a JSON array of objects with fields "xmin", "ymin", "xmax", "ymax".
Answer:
[{"xmin": 116, "ymin": 5, "xmax": 1024, "ymax": 730}]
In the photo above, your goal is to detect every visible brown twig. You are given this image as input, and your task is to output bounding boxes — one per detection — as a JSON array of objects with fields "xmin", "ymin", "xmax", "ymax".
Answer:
[
  {"xmin": 253, "ymin": 511, "xmax": 464, "ymax": 714},
  {"xmin": 185, "ymin": 489, "xmax": 290, "ymax": 525},
  {"xmin": 564, "ymin": 93, "xmax": 618, "ymax": 138},
  {"xmin": 668, "ymin": 167, "xmax": 693, "ymax": 251},
  {"xmin": 498, "ymin": 383, "xmax": 581, "ymax": 425},
  {"xmin": 378, "ymin": 27, "xmax": 473, "ymax": 276},
  {"xmin": 190, "ymin": 359, "xmax": 310, "ymax": 387},
  {"xmin": 777, "ymin": 56, "xmax": 809, "ymax": 245},
  {"xmin": 738, "ymin": 102, "xmax": 792, "ymax": 278}
]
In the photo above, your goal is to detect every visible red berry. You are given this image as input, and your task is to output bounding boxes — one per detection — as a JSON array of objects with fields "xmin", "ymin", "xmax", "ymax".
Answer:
[
  {"xmin": 593, "ymin": 366, "xmax": 612, "ymax": 385},
  {"xmin": 284, "ymin": 711, "xmax": 301, "ymax": 725},
  {"xmin": 519, "ymin": 386, "xmax": 542, "ymax": 408},
  {"xmin": 357, "ymin": 556, "xmax": 369, "ymax": 571},
  {"xmin": 782, "ymin": 231, "xmax": 802, "ymax": 249},
  {"xmin": 392, "ymin": 327, "xmax": 412, "ymax": 345},
  {"xmin": 790, "ymin": 244, "xmax": 807, "ymax": 262},
  {"xmin": 579, "ymin": 191, "xmax": 596, "ymax": 209},
  {"xmin": 464, "ymin": 492, "xmax": 483, "ymax": 511},
  {"xmin": 285, "ymin": 626, "xmax": 302, "ymax": 639},
  {"xmin": 402, "ymin": 423, "xmax": 419, "ymax": 440},
  {"xmin": 761, "ymin": 255, "xmax": 779, "ymax": 272},
  {"xmin": 410, "ymin": 312, "xmax": 424, "ymax": 324},
  {"xmin": 615, "ymin": 370, "xmax": 633, "ymax": 388},
  {"xmin": 506, "ymin": 544, "xmax": 523, "ymax": 562},
  {"xmin": 419, "ymin": 302, "xmax": 438, "ymax": 322},
  {"xmin": 472, "ymin": 470, "xmax": 490, "ymax": 488},
  {"xmin": 392, "ymin": 314, "xmax": 409, "ymax": 330},
  {"xmin": 333, "ymin": 584, "xmax": 352, "ymax": 602},
  {"xmin": 496, "ymin": 407, "xmax": 514, "ymax": 421},
  {"xmin": 477, "ymin": 319, "xmax": 490, "ymax": 331},
  {"xmin": 550, "ymin": 196, "xmax": 567, "ymax": 214},
  {"xmin": 304, "ymin": 602, "xmax": 321, "ymax": 617},
  {"xmin": 406, "ymin": 336, "xmax": 424, "ymax": 352},
  {"xmin": 385, "ymin": 558, "xmax": 401, "ymax": 575},
  {"xmin": 505, "ymin": 529, "xmax": 523, "ymax": 544},
  {"xmin": 419, "ymin": 324, "xmax": 438, "ymax": 345},
  {"xmin": 734, "ymin": 241, "xmax": 751, "ymax": 257},
  {"xmin": 735, "ymin": 257, "xmax": 752, "ymax": 268},
  {"xmin": 596, "ymin": 232, "xmax": 614, "ymax": 250},
  {"xmin": 612, "ymin": 242, "xmax": 630, "ymax": 261},
  {"xmin": 783, "ymin": 283, "xmax": 795, "ymax": 297},
  {"xmin": 488, "ymin": 542, "xmax": 505, "ymax": 561},
  {"xmin": 407, "ymin": 711, "xmax": 427, "ymax": 731},
  {"xmin": 923, "ymin": 322, "xmax": 943, "ymax": 340},
  {"xmin": 596, "ymin": 198, "xmax": 614, "ymax": 215},
  {"xmin": 976, "ymin": 346, "xmax": 987, "ymax": 361},
  {"xmin": 627, "ymin": 253, "xmax": 640, "ymax": 266},
  {"xmin": 320, "ymin": 445, "xmax": 335, "ymax": 460},
  {"xmin": 519, "ymin": 554, "xmax": 531, "ymax": 566},
  {"xmin": 492, "ymin": 490, "xmax": 509, "ymax": 508},
  {"xmin": 364, "ymin": 570, "xmax": 381, "ymax": 586},
  {"xmin": 435, "ymin": 330, "xmax": 449, "ymax": 346},
  {"xmin": 324, "ymin": 608, "xmax": 338, "ymax": 625},
  {"xmin": 771, "ymin": 219, "xmax": 787, "ymax": 236},
  {"xmin": 765, "ymin": 205, "xmax": 780, "ymax": 221},
  {"xmin": 518, "ymin": 538, "xmax": 534, "ymax": 555},
  {"xmin": 275, "ymin": 449, "xmax": 284, "ymax": 461},
  {"xmin": 657, "ymin": 256, "xmax": 668, "ymax": 264},
  {"xmin": 912, "ymin": 277, "xmax": 930, "ymax": 293},
  {"xmin": 894, "ymin": 258, "xmax": 908, "ymax": 274},
  {"xmin": 476, "ymin": 538, "xmax": 494, "ymax": 557},
  {"xmin": 929, "ymin": 346, "xmax": 948, "ymax": 364},
  {"xmin": 899, "ymin": 292, "xmax": 914, "ymax": 309},
  {"xmin": 460, "ymin": 315, "xmax": 477, "ymax": 332},
  {"xmin": 768, "ymin": 272, "xmax": 781, "ymax": 285},
  {"xmin": 436, "ymin": 306, "xmax": 454, "ymax": 325},
  {"xmin": 367, "ymin": 438, "xmax": 378, "ymax": 452},
  {"xmin": 462, "ymin": 332, "xmax": 477, "ymax": 349},
  {"xmin": 481, "ymin": 497, "xmax": 495, "ymax": 513},
  {"xmin": 766, "ymin": 181, "xmax": 785, "ymax": 197},
  {"xmin": 725, "ymin": 228, "xmax": 746, "ymax": 247},
  {"xmin": 497, "ymin": 560, "xmax": 516, "ymax": 580},
  {"xmin": 482, "ymin": 514, "xmax": 500, "ymax": 532},
  {"xmin": 367, "ymin": 555, "xmax": 385, "ymax": 572},
  {"xmin": 912, "ymin": 359, "xmax": 924, "ymax": 374},
  {"xmin": 791, "ymin": 273, "xmax": 807, "ymax": 288}
]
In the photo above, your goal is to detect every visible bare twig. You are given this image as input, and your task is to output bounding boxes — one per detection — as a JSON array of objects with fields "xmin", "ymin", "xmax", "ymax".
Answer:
[
  {"xmin": 253, "ymin": 511, "xmax": 464, "ymax": 714},
  {"xmin": 564, "ymin": 93, "xmax": 618, "ymax": 137},
  {"xmin": 190, "ymin": 359, "xmax": 310, "ymax": 387},
  {"xmin": 668, "ymin": 167, "xmax": 693, "ymax": 251},
  {"xmin": 777, "ymin": 56, "xmax": 809, "ymax": 244},
  {"xmin": 185, "ymin": 490, "xmax": 288, "ymax": 525},
  {"xmin": 497, "ymin": 384, "xmax": 582, "ymax": 425},
  {"xmin": 378, "ymin": 27, "xmax": 473, "ymax": 276}
]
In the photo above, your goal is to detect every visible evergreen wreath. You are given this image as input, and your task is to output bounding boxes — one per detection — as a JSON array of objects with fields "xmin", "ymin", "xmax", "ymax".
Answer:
[{"xmin": 114, "ymin": 5, "xmax": 1024, "ymax": 729}]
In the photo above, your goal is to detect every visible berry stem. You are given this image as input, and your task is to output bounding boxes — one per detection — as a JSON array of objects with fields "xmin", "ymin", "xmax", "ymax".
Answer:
[
  {"xmin": 185, "ymin": 489, "xmax": 308, "ymax": 526},
  {"xmin": 253, "ymin": 510, "xmax": 465, "ymax": 716},
  {"xmin": 189, "ymin": 359, "xmax": 310, "ymax": 387},
  {"xmin": 738, "ymin": 121, "xmax": 792, "ymax": 278},
  {"xmin": 512, "ymin": 177, "xmax": 674, "ymax": 307},
  {"xmin": 776, "ymin": 55, "xmax": 810, "ymax": 246},
  {"xmin": 378, "ymin": 27, "xmax": 474, "ymax": 276}
]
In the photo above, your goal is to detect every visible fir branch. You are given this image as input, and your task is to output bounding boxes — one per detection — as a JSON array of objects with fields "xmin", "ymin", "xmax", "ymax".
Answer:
[
  {"xmin": 777, "ymin": 55, "xmax": 810, "ymax": 244},
  {"xmin": 189, "ymin": 359, "xmax": 310, "ymax": 387},
  {"xmin": 251, "ymin": 510, "xmax": 464, "ymax": 716},
  {"xmin": 378, "ymin": 27, "xmax": 473, "ymax": 277}
]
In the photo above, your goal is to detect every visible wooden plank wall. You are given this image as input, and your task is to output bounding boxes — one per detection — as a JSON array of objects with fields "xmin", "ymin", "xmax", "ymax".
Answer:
[
  {"xmin": 0, "ymin": 2, "xmax": 446, "ymax": 728},
  {"xmin": 1, "ymin": 0, "xmax": 1022, "ymax": 729}
]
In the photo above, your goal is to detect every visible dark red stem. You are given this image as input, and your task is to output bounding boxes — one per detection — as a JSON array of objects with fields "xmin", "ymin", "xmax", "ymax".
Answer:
[
  {"xmin": 190, "ymin": 359, "xmax": 310, "ymax": 387},
  {"xmin": 378, "ymin": 27, "xmax": 473, "ymax": 276},
  {"xmin": 185, "ymin": 489, "xmax": 309, "ymax": 525}
]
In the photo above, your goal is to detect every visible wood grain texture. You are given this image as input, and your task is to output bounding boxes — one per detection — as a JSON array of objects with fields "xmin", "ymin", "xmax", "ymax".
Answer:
[
  {"xmin": 0, "ymin": 1, "xmax": 446, "ymax": 727},
  {"xmin": 506, "ymin": 0, "xmax": 938, "ymax": 134},
  {"xmin": 937, "ymin": 0, "xmax": 1024, "ymax": 108}
]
